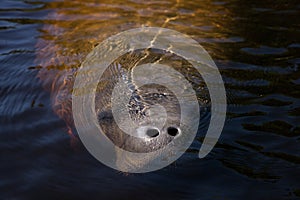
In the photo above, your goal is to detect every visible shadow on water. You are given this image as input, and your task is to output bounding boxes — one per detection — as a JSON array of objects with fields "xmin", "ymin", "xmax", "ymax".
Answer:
[{"xmin": 0, "ymin": 0, "xmax": 299, "ymax": 199}]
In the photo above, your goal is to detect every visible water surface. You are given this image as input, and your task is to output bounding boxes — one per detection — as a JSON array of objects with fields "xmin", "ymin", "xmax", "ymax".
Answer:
[{"xmin": 0, "ymin": 0, "xmax": 300, "ymax": 199}]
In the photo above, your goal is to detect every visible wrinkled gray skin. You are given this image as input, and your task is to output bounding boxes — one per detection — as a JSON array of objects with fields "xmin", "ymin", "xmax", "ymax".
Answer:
[
  {"xmin": 96, "ymin": 82, "xmax": 181, "ymax": 153},
  {"xmin": 95, "ymin": 65, "xmax": 181, "ymax": 170},
  {"xmin": 93, "ymin": 50, "xmax": 210, "ymax": 170}
]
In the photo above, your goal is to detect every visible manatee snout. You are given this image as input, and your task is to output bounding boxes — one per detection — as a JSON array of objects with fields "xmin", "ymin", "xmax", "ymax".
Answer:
[
  {"xmin": 97, "ymin": 109, "xmax": 181, "ymax": 153},
  {"xmin": 96, "ymin": 108, "xmax": 183, "ymax": 171}
]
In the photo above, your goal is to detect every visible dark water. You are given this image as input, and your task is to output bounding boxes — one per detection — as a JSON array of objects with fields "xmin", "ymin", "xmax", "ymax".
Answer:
[{"xmin": 1, "ymin": 0, "xmax": 300, "ymax": 199}]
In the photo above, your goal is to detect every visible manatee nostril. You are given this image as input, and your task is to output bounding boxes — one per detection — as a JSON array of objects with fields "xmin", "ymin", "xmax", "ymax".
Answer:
[
  {"xmin": 146, "ymin": 128, "xmax": 160, "ymax": 138},
  {"xmin": 167, "ymin": 127, "xmax": 179, "ymax": 137}
]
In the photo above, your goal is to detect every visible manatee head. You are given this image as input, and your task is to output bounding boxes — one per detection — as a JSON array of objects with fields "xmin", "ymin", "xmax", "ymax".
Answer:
[
  {"xmin": 90, "ymin": 49, "xmax": 209, "ymax": 172},
  {"xmin": 96, "ymin": 79, "xmax": 184, "ymax": 171}
]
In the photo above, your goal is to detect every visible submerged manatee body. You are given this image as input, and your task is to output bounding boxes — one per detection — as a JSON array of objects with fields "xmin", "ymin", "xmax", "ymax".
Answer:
[{"xmin": 36, "ymin": 6, "xmax": 210, "ymax": 171}]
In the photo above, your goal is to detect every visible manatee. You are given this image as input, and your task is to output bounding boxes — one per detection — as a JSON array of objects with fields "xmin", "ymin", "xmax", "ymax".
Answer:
[
  {"xmin": 73, "ymin": 48, "xmax": 208, "ymax": 171},
  {"xmin": 35, "ymin": 6, "xmax": 210, "ymax": 171}
]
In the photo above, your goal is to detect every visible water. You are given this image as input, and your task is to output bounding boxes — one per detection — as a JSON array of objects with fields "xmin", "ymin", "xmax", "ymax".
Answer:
[{"xmin": 0, "ymin": 0, "xmax": 299, "ymax": 199}]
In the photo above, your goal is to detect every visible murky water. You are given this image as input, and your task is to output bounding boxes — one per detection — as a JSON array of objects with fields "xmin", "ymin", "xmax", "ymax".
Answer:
[{"xmin": 1, "ymin": 0, "xmax": 299, "ymax": 199}]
